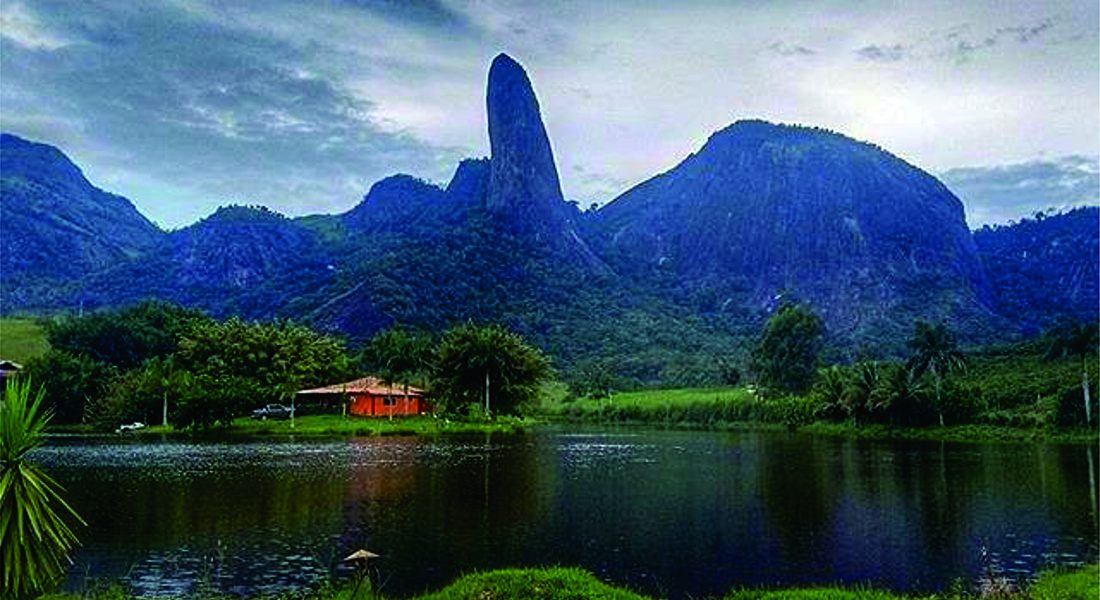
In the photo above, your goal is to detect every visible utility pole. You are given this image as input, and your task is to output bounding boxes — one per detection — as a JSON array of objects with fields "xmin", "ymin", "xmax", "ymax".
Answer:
[{"xmin": 484, "ymin": 369, "xmax": 490, "ymax": 416}]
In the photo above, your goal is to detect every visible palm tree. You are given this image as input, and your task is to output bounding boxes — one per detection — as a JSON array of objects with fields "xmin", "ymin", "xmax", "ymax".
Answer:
[
  {"xmin": 365, "ymin": 328, "xmax": 433, "ymax": 419},
  {"xmin": 1046, "ymin": 322, "xmax": 1099, "ymax": 426},
  {"xmin": 1, "ymin": 378, "xmax": 85, "ymax": 598},
  {"xmin": 844, "ymin": 361, "xmax": 882, "ymax": 425},
  {"xmin": 906, "ymin": 321, "xmax": 967, "ymax": 426},
  {"xmin": 813, "ymin": 366, "xmax": 849, "ymax": 421},
  {"xmin": 872, "ymin": 365, "xmax": 929, "ymax": 426}
]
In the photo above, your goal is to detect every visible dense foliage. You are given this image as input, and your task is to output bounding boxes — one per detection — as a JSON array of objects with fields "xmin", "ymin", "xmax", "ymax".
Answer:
[
  {"xmin": 432, "ymin": 323, "xmax": 551, "ymax": 416},
  {"xmin": 974, "ymin": 207, "xmax": 1099, "ymax": 333},
  {"xmin": 1, "ymin": 378, "xmax": 85, "ymax": 598},
  {"xmin": 19, "ymin": 304, "xmax": 353, "ymax": 429},
  {"xmin": 906, "ymin": 320, "xmax": 968, "ymax": 426},
  {"xmin": 750, "ymin": 304, "xmax": 824, "ymax": 394},
  {"xmin": 358, "ymin": 327, "xmax": 434, "ymax": 390},
  {"xmin": 44, "ymin": 302, "xmax": 210, "ymax": 370},
  {"xmin": 22, "ymin": 351, "xmax": 115, "ymax": 424}
]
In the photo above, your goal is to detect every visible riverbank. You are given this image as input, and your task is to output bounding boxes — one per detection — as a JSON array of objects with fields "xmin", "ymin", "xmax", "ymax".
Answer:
[
  {"xmin": 537, "ymin": 385, "xmax": 1099, "ymax": 444},
  {"xmin": 43, "ymin": 563, "xmax": 1099, "ymax": 599},
  {"xmin": 47, "ymin": 414, "xmax": 534, "ymax": 439},
  {"xmin": 46, "ymin": 414, "xmax": 1096, "ymax": 444}
]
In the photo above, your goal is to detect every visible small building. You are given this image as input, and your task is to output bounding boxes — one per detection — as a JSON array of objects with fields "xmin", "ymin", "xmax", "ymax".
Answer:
[{"xmin": 296, "ymin": 377, "xmax": 428, "ymax": 417}]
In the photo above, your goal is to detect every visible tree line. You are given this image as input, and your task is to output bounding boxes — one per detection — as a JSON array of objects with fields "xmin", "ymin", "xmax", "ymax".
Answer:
[
  {"xmin": 21, "ymin": 302, "xmax": 550, "ymax": 429},
  {"xmin": 745, "ymin": 303, "xmax": 1098, "ymax": 429}
]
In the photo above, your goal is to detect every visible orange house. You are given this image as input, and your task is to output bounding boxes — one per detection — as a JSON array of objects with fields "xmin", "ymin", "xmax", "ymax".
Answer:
[{"xmin": 296, "ymin": 377, "xmax": 428, "ymax": 417}]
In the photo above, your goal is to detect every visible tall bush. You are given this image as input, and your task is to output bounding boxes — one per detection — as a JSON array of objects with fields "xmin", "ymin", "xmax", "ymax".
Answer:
[{"xmin": 0, "ymin": 379, "xmax": 85, "ymax": 598}]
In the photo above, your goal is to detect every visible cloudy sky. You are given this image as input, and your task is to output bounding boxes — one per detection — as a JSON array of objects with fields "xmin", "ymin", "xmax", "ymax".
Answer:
[{"xmin": 1, "ymin": 0, "xmax": 1097, "ymax": 229}]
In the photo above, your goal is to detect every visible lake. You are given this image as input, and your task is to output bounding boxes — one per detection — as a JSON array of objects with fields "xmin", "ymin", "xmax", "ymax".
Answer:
[{"xmin": 36, "ymin": 429, "xmax": 1098, "ymax": 598}]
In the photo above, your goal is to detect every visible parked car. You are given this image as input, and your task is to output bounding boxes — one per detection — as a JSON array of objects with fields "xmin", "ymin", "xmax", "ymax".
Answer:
[
  {"xmin": 251, "ymin": 404, "xmax": 294, "ymax": 420},
  {"xmin": 116, "ymin": 422, "xmax": 145, "ymax": 434}
]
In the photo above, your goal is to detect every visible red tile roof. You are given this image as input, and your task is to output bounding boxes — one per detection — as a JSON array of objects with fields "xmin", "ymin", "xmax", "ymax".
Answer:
[{"xmin": 297, "ymin": 377, "xmax": 425, "ymax": 397}]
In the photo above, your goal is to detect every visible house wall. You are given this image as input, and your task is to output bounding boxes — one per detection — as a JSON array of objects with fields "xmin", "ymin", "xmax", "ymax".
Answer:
[{"xmin": 348, "ymin": 393, "xmax": 426, "ymax": 417}]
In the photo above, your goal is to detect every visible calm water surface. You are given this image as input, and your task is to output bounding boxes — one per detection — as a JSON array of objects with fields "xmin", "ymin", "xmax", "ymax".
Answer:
[{"xmin": 36, "ymin": 429, "xmax": 1098, "ymax": 598}]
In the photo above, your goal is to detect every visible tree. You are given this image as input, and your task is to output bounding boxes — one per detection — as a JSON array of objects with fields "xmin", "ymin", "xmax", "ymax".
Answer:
[
  {"xmin": 21, "ymin": 351, "xmax": 115, "ymax": 425},
  {"xmin": 361, "ymin": 328, "xmax": 433, "ymax": 386},
  {"xmin": 44, "ymin": 301, "xmax": 210, "ymax": 370},
  {"xmin": 86, "ymin": 358, "xmax": 194, "ymax": 429},
  {"xmin": 750, "ymin": 304, "xmax": 825, "ymax": 395},
  {"xmin": 812, "ymin": 365, "xmax": 849, "ymax": 421},
  {"xmin": 906, "ymin": 320, "xmax": 967, "ymax": 426},
  {"xmin": 432, "ymin": 323, "xmax": 551, "ymax": 416},
  {"xmin": 173, "ymin": 318, "xmax": 350, "ymax": 428},
  {"xmin": 844, "ymin": 361, "xmax": 882, "ymax": 425},
  {"xmin": 1, "ymin": 379, "xmax": 85, "ymax": 598},
  {"xmin": 872, "ymin": 364, "xmax": 930, "ymax": 426},
  {"xmin": 716, "ymin": 357, "xmax": 742, "ymax": 387},
  {"xmin": 1046, "ymin": 322, "xmax": 1099, "ymax": 427},
  {"xmin": 571, "ymin": 360, "xmax": 615, "ymax": 400}
]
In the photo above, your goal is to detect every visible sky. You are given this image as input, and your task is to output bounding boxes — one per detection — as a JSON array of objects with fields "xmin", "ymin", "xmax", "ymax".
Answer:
[{"xmin": 1, "ymin": 0, "xmax": 1097, "ymax": 229}]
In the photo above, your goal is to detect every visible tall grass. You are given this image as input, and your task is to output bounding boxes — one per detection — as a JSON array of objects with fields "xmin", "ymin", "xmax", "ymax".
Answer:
[{"xmin": 545, "ymin": 386, "xmax": 817, "ymax": 428}]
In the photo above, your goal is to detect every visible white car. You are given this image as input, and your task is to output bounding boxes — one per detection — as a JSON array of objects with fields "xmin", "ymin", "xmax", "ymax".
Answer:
[{"xmin": 115, "ymin": 422, "xmax": 146, "ymax": 434}]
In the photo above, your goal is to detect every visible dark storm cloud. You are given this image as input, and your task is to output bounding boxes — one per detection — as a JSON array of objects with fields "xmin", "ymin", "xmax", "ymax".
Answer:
[
  {"xmin": 0, "ymin": 0, "xmax": 467, "ymax": 226},
  {"xmin": 940, "ymin": 155, "xmax": 1099, "ymax": 226}
]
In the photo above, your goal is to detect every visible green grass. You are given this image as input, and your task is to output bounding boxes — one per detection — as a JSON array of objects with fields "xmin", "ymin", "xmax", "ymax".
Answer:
[
  {"xmin": 229, "ymin": 413, "xmax": 537, "ymax": 437},
  {"xmin": 415, "ymin": 567, "xmax": 649, "ymax": 600},
  {"xmin": 537, "ymin": 383, "xmax": 1098, "ymax": 443},
  {"xmin": 541, "ymin": 385, "xmax": 817, "ymax": 428},
  {"xmin": 798, "ymin": 423, "xmax": 1099, "ymax": 444},
  {"xmin": 561, "ymin": 386, "xmax": 757, "ymax": 412},
  {"xmin": 104, "ymin": 414, "xmax": 537, "ymax": 438},
  {"xmin": 0, "ymin": 317, "xmax": 49, "ymax": 363},
  {"xmin": 39, "ymin": 564, "xmax": 1100, "ymax": 599},
  {"xmin": 1028, "ymin": 563, "xmax": 1099, "ymax": 600}
]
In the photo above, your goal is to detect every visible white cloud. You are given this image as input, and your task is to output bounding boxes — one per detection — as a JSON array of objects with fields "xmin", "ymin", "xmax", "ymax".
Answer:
[
  {"xmin": 1, "ymin": 0, "xmax": 1096, "ymax": 223},
  {"xmin": 0, "ymin": 1, "xmax": 68, "ymax": 49}
]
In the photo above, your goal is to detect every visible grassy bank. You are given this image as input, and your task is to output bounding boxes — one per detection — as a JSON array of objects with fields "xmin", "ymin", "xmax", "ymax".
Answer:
[
  {"xmin": 44, "ymin": 564, "xmax": 1099, "ymax": 599},
  {"xmin": 0, "ymin": 316, "xmax": 49, "ymax": 363},
  {"xmin": 798, "ymin": 422, "xmax": 1100, "ymax": 444},
  {"xmin": 538, "ymin": 385, "xmax": 1099, "ymax": 443},
  {"xmin": 223, "ymin": 414, "xmax": 534, "ymax": 437},
  {"xmin": 48, "ymin": 414, "xmax": 536, "ymax": 439},
  {"xmin": 541, "ymin": 386, "xmax": 815, "ymax": 427}
]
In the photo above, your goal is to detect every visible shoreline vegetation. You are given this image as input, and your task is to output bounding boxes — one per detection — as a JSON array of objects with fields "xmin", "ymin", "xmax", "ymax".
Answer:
[
  {"xmin": 42, "ymin": 563, "xmax": 1100, "ymax": 600},
  {"xmin": 45, "ymin": 412, "xmax": 1097, "ymax": 444},
  {"xmin": 8, "ymin": 304, "xmax": 1098, "ymax": 445},
  {"xmin": 46, "ymin": 414, "xmax": 535, "ymax": 438}
]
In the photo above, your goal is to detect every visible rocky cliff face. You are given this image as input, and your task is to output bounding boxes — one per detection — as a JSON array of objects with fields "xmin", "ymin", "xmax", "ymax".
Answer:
[
  {"xmin": 0, "ymin": 133, "xmax": 163, "ymax": 285},
  {"xmin": 484, "ymin": 53, "xmax": 605, "ymax": 270},
  {"xmin": 975, "ymin": 207, "xmax": 1099, "ymax": 332},
  {"xmin": 73, "ymin": 205, "xmax": 334, "ymax": 318},
  {"xmin": 593, "ymin": 120, "xmax": 996, "ymax": 341},
  {"xmin": 343, "ymin": 174, "xmax": 455, "ymax": 234},
  {"xmin": 446, "ymin": 158, "xmax": 490, "ymax": 205}
]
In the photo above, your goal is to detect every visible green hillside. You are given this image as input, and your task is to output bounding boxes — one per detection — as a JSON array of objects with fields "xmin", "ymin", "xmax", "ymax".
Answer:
[{"xmin": 0, "ymin": 317, "xmax": 49, "ymax": 363}]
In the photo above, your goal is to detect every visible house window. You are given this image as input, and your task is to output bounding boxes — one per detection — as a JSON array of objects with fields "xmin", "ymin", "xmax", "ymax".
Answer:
[{"xmin": 383, "ymin": 396, "xmax": 396, "ymax": 406}]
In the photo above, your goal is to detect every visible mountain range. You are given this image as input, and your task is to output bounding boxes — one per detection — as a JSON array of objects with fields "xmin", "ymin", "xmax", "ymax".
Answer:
[{"xmin": 1, "ymin": 53, "xmax": 1096, "ymax": 384}]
